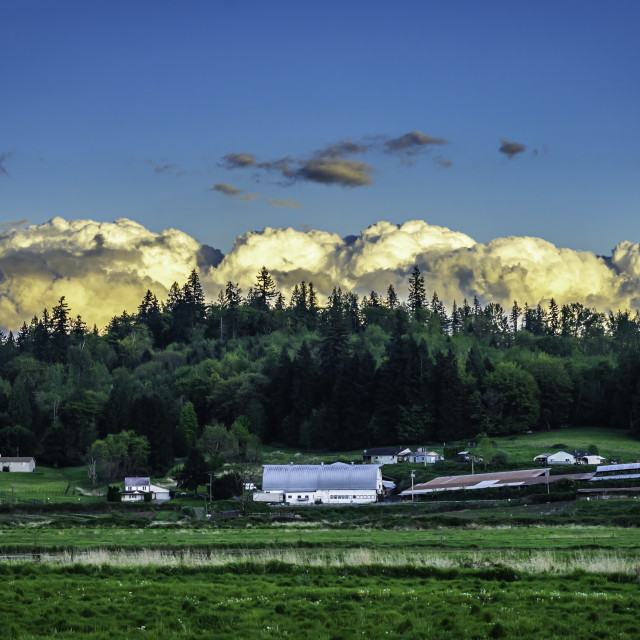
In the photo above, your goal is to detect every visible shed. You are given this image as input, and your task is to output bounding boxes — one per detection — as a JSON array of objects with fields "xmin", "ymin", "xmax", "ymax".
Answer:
[{"xmin": 0, "ymin": 456, "xmax": 36, "ymax": 472}]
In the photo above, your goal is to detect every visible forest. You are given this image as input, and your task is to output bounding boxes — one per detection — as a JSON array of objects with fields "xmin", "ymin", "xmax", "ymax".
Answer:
[{"xmin": 1, "ymin": 265, "xmax": 640, "ymax": 480}]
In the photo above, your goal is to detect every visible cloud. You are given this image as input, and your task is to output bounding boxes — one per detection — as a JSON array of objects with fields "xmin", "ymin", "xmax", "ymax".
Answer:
[
  {"xmin": 5, "ymin": 218, "xmax": 640, "ymax": 332},
  {"xmin": 499, "ymin": 139, "xmax": 526, "ymax": 159},
  {"xmin": 314, "ymin": 139, "xmax": 370, "ymax": 158},
  {"xmin": 383, "ymin": 131, "xmax": 448, "ymax": 156},
  {"xmin": 211, "ymin": 183, "xmax": 260, "ymax": 201},
  {"xmin": 0, "ymin": 152, "xmax": 12, "ymax": 177},
  {"xmin": 295, "ymin": 158, "xmax": 374, "ymax": 187},
  {"xmin": 219, "ymin": 152, "xmax": 257, "ymax": 169},
  {"xmin": 148, "ymin": 158, "xmax": 185, "ymax": 176},
  {"xmin": 435, "ymin": 156, "xmax": 453, "ymax": 169},
  {"xmin": 0, "ymin": 219, "xmax": 30, "ymax": 232},
  {"xmin": 268, "ymin": 198, "xmax": 303, "ymax": 209},
  {"xmin": 0, "ymin": 218, "xmax": 214, "ymax": 331},
  {"xmin": 219, "ymin": 130, "xmax": 449, "ymax": 188},
  {"xmin": 207, "ymin": 221, "xmax": 640, "ymax": 315}
]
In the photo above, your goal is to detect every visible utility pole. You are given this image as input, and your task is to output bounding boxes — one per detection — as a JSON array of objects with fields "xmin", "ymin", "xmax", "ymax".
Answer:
[{"xmin": 411, "ymin": 470, "xmax": 415, "ymax": 504}]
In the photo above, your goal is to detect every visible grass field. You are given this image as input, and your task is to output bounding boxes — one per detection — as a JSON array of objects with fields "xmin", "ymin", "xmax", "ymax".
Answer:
[
  {"xmin": 2, "ymin": 428, "xmax": 640, "ymax": 638},
  {"xmin": 1, "ymin": 563, "xmax": 639, "ymax": 639}
]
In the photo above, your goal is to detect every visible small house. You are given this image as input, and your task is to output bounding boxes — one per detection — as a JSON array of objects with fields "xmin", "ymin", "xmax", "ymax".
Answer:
[
  {"xmin": 362, "ymin": 447, "xmax": 412, "ymax": 464},
  {"xmin": 121, "ymin": 477, "xmax": 171, "ymax": 503},
  {"xmin": 0, "ymin": 456, "xmax": 36, "ymax": 472},
  {"xmin": 408, "ymin": 449, "xmax": 441, "ymax": 464},
  {"xmin": 534, "ymin": 451, "xmax": 606, "ymax": 466}
]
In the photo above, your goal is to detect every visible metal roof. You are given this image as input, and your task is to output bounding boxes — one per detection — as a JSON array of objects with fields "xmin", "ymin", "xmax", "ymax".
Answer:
[
  {"xmin": 262, "ymin": 463, "xmax": 381, "ymax": 492},
  {"xmin": 363, "ymin": 447, "xmax": 408, "ymax": 456},
  {"xmin": 124, "ymin": 477, "xmax": 150, "ymax": 486},
  {"xmin": 402, "ymin": 469, "xmax": 549, "ymax": 494},
  {"xmin": 595, "ymin": 463, "xmax": 640, "ymax": 473},
  {"xmin": 0, "ymin": 457, "xmax": 35, "ymax": 463}
]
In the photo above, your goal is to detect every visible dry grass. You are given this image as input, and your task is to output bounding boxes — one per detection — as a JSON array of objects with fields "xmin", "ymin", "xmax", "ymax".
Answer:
[{"xmin": 5, "ymin": 547, "xmax": 639, "ymax": 575}]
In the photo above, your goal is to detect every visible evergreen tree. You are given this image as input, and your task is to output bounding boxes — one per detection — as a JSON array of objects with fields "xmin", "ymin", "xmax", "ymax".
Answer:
[
  {"xmin": 407, "ymin": 266, "xmax": 426, "ymax": 318},
  {"xmin": 386, "ymin": 284, "xmax": 399, "ymax": 309}
]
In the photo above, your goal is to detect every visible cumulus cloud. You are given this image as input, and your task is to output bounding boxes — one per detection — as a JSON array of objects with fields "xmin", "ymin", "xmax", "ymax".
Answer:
[
  {"xmin": 211, "ymin": 183, "xmax": 260, "ymax": 201},
  {"xmin": 295, "ymin": 158, "xmax": 374, "ymax": 187},
  {"xmin": 0, "ymin": 218, "xmax": 218, "ymax": 331},
  {"xmin": 268, "ymin": 198, "xmax": 303, "ymax": 209},
  {"xmin": 314, "ymin": 139, "xmax": 370, "ymax": 158},
  {"xmin": 206, "ymin": 220, "xmax": 640, "ymax": 315},
  {"xmin": 499, "ymin": 139, "xmax": 526, "ymax": 159},
  {"xmin": 4, "ymin": 217, "xmax": 640, "ymax": 332}
]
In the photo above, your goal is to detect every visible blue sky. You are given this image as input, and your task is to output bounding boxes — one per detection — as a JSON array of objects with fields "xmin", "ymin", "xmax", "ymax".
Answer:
[{"xmin": 2, "ymin": 0, "xmax": 639, "ymax": 255}]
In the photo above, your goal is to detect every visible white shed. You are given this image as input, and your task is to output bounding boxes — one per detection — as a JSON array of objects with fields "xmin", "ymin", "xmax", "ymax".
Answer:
[{"xmin": 0, "ymin": 456, "xmax": 36, "ymax": 472}]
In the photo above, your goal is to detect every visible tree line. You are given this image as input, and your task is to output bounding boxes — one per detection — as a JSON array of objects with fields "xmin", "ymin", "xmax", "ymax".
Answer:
[{"xmin": 0, "ymin": 266, "xmax": 639, "ymax": 480}]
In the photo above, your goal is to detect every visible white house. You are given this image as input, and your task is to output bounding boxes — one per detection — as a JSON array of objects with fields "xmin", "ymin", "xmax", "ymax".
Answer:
[
  {"xmin": 534, "ymin": 451, "xmax": 606, "ymax": 466},
  {"xmin": 408, "ymin": 449, "xmax": 441, "ymax": 464},
  {"xmin": 0, "ymin": 456, "xmax": 36, "ymax": 472},
  {"xmin": 254, "ymin": 462, "xmax": 385, "ymax": 505},
  {"xmin": 362, "ymin": 447, "xmax": 411, "ymax": 464},
  {"xmin": 121, "ymin": 477, "xmax": 171, "ymax": 503}
]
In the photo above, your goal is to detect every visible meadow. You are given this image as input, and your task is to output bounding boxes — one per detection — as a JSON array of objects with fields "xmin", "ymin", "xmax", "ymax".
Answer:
[{"xmin": 2, "ymin": 429, "xmax": 640, "ymax": 638}]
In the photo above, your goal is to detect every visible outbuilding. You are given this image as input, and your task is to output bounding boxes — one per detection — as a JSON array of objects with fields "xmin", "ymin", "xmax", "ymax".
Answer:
[{"xmin": 0, "ymin": 456, "xmax": 36, "ymax": 472}]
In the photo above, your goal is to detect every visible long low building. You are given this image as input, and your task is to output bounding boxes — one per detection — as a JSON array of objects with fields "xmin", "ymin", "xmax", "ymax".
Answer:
[
  {"xmin": 590, "ymin": 462, "xmax": 640, "ymax": 482},
  {"xmin": 399, "ymin": 468, "xmax": 551, "ymax": 498},
  {"xmin": 254, "ymin": 462, "xmax": 387, "ymax": 505}
]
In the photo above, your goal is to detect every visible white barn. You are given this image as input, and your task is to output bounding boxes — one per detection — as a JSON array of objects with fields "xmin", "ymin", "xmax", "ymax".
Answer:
[
  {"xmin": 0, "ymin": 456, "xmax": 36, "ymax": 472},
  {"xmin": 254, "ymin": 462, "xmax": 384, "ymax": 505}
]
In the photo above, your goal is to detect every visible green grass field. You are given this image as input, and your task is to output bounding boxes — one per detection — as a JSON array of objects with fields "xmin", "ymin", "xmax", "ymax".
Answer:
[{"xmin": 2, "ymin": 428, "xmax": 640, "ymax": 638}]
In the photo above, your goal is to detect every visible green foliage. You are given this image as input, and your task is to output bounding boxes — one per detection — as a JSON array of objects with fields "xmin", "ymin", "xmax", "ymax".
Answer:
[{"xmin": 89, "ymin": 430, "xmax": 150, "ymax": 482}]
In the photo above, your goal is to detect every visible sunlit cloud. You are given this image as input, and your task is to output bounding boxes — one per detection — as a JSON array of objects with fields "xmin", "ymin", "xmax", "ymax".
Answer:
[{"xmin": 2, "ymin": 217, "xmax": 640, "ymax": 332}]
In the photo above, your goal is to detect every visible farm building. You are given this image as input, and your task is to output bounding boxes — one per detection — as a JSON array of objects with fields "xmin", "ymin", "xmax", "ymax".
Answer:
[
  {"xmin": 534, "ymin": 451, "xmax": 606, "ymax": 466},
  {"xmin": 399, "ymin": 468, "xmax": 551, "ymax": 498},
  {"xmin": 590, "ymin": 462, "xmax": 640, "ymax": 482},
  {"xmin": 121, "ymin": 477, "xmax": 171, "ymax": 503},
  {"xmin": 0, "ymin": 456, "xmax": 36, "ymax": 472},
  {"xmin": 254, "ymin": 462, "xmax": 387, "ymax": 505},
  {"xmin": 362, "ymin": 447, "xmax": 411, "ymax": 464}
]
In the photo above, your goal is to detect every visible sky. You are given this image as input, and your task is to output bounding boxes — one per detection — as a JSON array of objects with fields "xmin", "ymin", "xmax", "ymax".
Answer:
[{"xmin": 1, "ymin": 1, "xmax": 640, "ymax": 329}]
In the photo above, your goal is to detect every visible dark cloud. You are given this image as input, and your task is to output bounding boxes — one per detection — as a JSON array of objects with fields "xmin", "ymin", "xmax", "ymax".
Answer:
[
  {"xmin": 211, "ymin": 183, "xmax": 260, "ymax": 201},
  {"xmin": 219, "ymin": 130, "xmax": 448, "ymax": 189},
  {"xmin": 219, "ymin": 152, "xmax": 257, "ymax": 169},
  {"xmin": 212, "ymin": 183, "xmax": 242, "ymax": 197},
  {"xmin": 499, "ymin": 139, "xmax": 526, "ymax": 159},
  {"xmin": 295, "ymin": 158, "xmax": 374, "ymax": 187},
  {"xmin": 383, "ymin": 130, "xmax": 448, "ymax": 156},
  {"xmin": 0, "ymin": 152, "xmax": 12, "ymax": 177},
  {"xmin": 197, "ymin": 244, "xmax": 224, "ymax": 268},
  {"xmin": 268, "ymin": 198, "xmax": 303, "ymax": 209}
]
